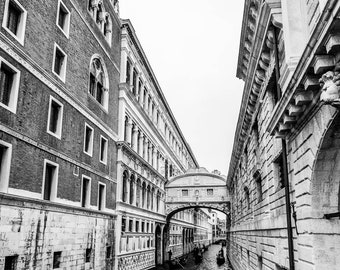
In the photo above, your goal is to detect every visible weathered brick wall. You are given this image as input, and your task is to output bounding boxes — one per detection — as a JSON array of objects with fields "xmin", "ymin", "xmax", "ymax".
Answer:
[{"xmin": 0, "ymin": 196, "xmax": 115, "ymax": 270}]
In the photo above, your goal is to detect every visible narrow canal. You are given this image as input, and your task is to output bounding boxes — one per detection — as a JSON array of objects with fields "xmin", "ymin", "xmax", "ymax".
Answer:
[{"xmin": 153, "ymin": 244, "xmax": 232, "ymax": 270}]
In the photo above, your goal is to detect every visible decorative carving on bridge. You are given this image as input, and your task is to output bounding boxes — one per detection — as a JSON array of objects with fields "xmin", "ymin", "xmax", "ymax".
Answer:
[{"xmin": 319, "ymin": 65, "xmax": 340, "ymax": 107}]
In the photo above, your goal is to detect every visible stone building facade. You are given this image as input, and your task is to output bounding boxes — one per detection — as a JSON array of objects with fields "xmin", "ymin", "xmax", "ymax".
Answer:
[
  {"xmin": 115, "ymin": 19, "xmax": 210, "ymax": 270},
  {"xmin": 227, "ymin": 0, "xmax": 340, "ymax": 269},
  {"xmin": 0, "ymin": 0, "xmax": 120, "ymax": 269}
]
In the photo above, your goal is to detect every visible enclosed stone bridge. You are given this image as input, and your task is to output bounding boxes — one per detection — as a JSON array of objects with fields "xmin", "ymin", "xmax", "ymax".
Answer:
[{"xmin": 165, "ymin": 168, "xmax": 230, "ymax": 221}]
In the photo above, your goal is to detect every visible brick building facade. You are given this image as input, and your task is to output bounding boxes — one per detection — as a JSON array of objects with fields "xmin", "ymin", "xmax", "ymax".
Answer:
[
  {"xmin": 227, "ymin": 0, "xmax": 340, "ymax": 269},
  {"xmin": 0, "ymin": 0, "xmax": 120, "ymax": 269}
]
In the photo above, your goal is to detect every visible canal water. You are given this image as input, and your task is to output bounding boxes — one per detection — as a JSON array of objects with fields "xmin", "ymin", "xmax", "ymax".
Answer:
[{"xmin": 153, "ymin": 244, "xmax": 232, "ymax": 270}]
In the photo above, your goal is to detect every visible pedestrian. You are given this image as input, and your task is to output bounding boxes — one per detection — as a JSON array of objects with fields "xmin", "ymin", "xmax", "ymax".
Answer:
[{"xmin": 168, "ymin": 249, "xmax": 172, "ymax": 261}]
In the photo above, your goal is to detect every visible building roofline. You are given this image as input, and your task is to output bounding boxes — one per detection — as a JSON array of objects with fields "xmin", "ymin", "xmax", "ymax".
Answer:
[{"xmin": 121, "ymin": 19, "xmax": 199, "ymax": 168}]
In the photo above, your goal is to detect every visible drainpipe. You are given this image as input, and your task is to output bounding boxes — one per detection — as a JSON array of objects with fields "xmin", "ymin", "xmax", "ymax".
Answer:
[{"xmin": 273, "ymin": 26, "xmax": 295, "ymax": 270}]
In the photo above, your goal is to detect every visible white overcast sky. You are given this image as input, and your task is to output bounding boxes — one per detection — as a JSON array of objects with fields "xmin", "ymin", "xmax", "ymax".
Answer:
[{"xmin": 120, "ymin": 1, "xmax": 245, "ymax": 176}]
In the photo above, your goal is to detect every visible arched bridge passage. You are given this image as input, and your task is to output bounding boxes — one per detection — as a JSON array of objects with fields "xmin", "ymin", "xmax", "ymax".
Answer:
[
  {"xmin": 165, "ymin": 204, "xmax": 230, "ymax": 223},
  {"xmin": 165, "ymin": 167, "xmax": 231, "ymax": 222}
]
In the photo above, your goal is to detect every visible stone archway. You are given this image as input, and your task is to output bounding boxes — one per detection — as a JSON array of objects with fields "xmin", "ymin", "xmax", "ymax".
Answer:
[
  {"xmin": 155, "ymin": 225, "xmax": 162, "ymax": 265},
  {"xmin": 310, "ymin": 113, "xmax": 340, "ymax": 269}
]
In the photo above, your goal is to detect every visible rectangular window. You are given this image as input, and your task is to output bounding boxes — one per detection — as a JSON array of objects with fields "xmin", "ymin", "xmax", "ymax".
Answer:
[
  {"xmin": 47, "ymin": 96, "xmax": 63, "ymax": 139},
  {"xmin": 129, "ymin": 220, "xmax": 133, "ymax": 232},
  {"xmin": 182, "ymin": 189, "xmax": 188, "ymax": 196},
  {"xmin": 81, "ymin": 176, "xmax": 91, "ymax": 208},
  {"xmin": 274, "ymin": 152, "xmax": 285, "ymax": 190},
  {"xmin": 85, "ymin": 248, "xmax": 91, "ymax": 263},
  {"xmin": 258, "ymin": 256, "xmax": 263, "ymax": 270},
  {"xmin": 207, "ymin": 189, "xmax": 213, "ymax": 196},
  {"xmin": 43, "ymin": 160, "xmax": 58, "ymax": 201},
  {"xmin": 56, "ymin": 0, "xmax": 70, "ymax": 37},
  {"xmin": 0, "ymin": 140, "xmax": 12, "ymax": 193},
  {"xmin": 52, "ymin": 44, "xmax": 67, "ymax": 82},
  {"xmin": 83, "ymin": 123, "xmax": 94, "ymax": 156},
  {"xmin": 2, "ymin": 0, "xmax": 27, "ymax": 45},
  {"xmin": 100, "ymin": 136, "xmax": 108, "ymax": 164},
  {"xmin": 121, "ymin": 217, "xmax": 126, "ymax": 232},
  {"xmin": 106, "ymin": 246, "xmax": 111, "ymax": 259},
  {"xmin": 5, "ymin": 255, "xmax": 17, "ymax": 270},
  {"xmin": 132, "ymin": 68, "xmax": 137, "ymax": 95},
  {"xmin": 0, "ymin": 58, "xmax": 20, "ymax": 113},
  {"xmin": 53, "ymin": 251, "xmax": 62, "ymax": 269},
  {"xmin": 98, "ymin": 183, "xmax": 105, "ymax": 210},
  {"xmin": 135, "ymin": 221, "xmax": 139, "ymax": 232},
  {"xmin": 141, "ymin": 221, "xmax": 145, "ymax": 232},
  {"xmin": 146, "ymin": 222, "xmax": 149, "ymax": 233},
  {"xmin": 126, "ymin": 60, "xmax": 131, "ymax": 84}
]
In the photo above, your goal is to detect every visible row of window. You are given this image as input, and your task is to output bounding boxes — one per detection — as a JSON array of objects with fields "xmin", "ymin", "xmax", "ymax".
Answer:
[
  {"xmin": 121, "ymin": 217, "xmax": 154, "ymax": 234},
  {"xmin": 0, "ymin": 140, "xmax": 107, "ymax": 210},
  {"xmin": 3, "ymin": 246, "xmax": 112, "ymax": 270},
  {"xmin": 122, "ymin": 170, "xmax": 162, "ymax": 212},
  {"xmin": 1, "ymin": 0, "xmax": 111, "ymax": 113},
  {"xmin": 181, "ymin": 189, "xmax": 214, "ymax": 197},
  {"xmin": 46, "ymin": 95, "xmax": 109, "ymax": 164},
  {"xmin": 125, "ymin": 57, "xmax": 188, "ymax": 167},
  {"xmin": 2, "ymin": 0, "xmax": 114, "ymax": 45},
  {"xmin": 123, "ymin": 115, "xmax": 178, "ymax": 179}
]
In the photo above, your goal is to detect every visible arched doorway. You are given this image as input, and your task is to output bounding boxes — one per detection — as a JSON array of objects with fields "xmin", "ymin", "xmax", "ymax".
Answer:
[{"xmin": 155, "ymin": 225, "xmax": 162, "ymax": 265}]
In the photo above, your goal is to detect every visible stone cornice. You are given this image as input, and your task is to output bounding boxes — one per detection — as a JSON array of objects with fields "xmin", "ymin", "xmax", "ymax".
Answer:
[
  {"xmin": 117, "ymin": 141, "xmax": 166, "ymax": 185},
  {"xmin": 120, "ymin": 19, "xmax": 199, "ymax": 168},
  {"xmin": 266, "ymin": 0, "xmax": 340, "ymax": 137},
  {"xmin": 228, "ymin": 1, "xmax": 281, "ymax": 185}
]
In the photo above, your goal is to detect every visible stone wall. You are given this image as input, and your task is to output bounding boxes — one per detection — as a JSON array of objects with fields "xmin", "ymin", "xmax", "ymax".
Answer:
[{"xmin": 0, "ymin": 195, "xmax": 115, "ymax": 270}]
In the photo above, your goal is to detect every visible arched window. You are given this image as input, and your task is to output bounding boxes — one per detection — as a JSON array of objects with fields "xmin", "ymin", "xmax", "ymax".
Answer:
[
  {"xmin": 156, "ymin": 191, "xmax": 160, "ymax": 212},
  {"xmin": 122, "ymin": 171, "xmax": 128, "ymax": 202},
  {"xmin": 103, "ymin": 14, "xmax": 112, "ymax": 44},
  {"xmin": 151, "ymin": 187, "xmax": 155, "ymax": 210},
  {"xmin": 130, "ymin": 175, "xmax": 135, "ymax": 204},
  {"xmin": 89, "ymin": 57, "xmax": 108, "ymax": 109},
  {"xmin": 136, "ymin": 178, "xmax": 141, "ymax": 207},
  {"xmin": 147, "ymin": 185, "xmax": 151, "ymax": 209}
]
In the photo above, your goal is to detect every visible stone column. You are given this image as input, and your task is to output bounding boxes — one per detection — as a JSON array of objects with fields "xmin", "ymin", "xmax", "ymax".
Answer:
[
  {"xmin": 148, "ymin": 144, "xmax": 153, "ymax": 164},
  {"xmin": 138, "ymin": 133, "xmax": 144, "ymax": 156},
  {"xmin": 139, "ymin": 84, "xmax": 144, "ymax": 106},
  {"xmin": 132, "ymin": 125, "xmax": 138, "ymax": 152},
  {"xmin": 144, "ymin": 93, "xmax": 149, "ymax": 111},
  {"xmin": 125, "ymin": 118, "xmax": 132, "ymax": 145},
  {"xmin": 143, "ymin": 138, "xmax": 148, "ymax": 160}
]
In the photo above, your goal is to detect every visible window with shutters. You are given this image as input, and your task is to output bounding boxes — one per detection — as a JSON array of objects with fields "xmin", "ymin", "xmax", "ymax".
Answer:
[
  {"xmin": 56, "ymin": 0, "xmax": 70, "ymax": 38},
  {"xmin": 47, "ymin": 96, "xmax": 63, "ymax": 139},
  {"xmin": 2, "ymin": 0, "xmax": 27, "ymax": 45},
  {"xmin": 0, "ymin": 57, "xmax": 20, "ymax": 113},
  {"xmin": 52, "ymin": 44, "xmax": 67, "ymax": 82},
  {"xmin": 43, "ymin": 160, "xmax": 58, "ymax": 201}
]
